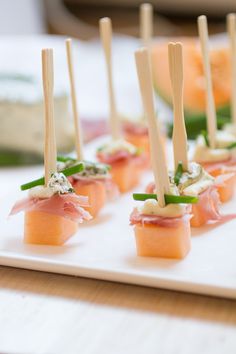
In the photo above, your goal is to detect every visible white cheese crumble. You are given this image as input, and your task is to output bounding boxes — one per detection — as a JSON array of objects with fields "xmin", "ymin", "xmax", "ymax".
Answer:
[
  {"xmin": 98, "ymin": 139, "xmax": 138, "ymax": 155},
  {"xmin": 138, "ymin": 199, "xmax": 188, "ymax": 217},
  {"xmin": 193, "ymin": 131, "xmax": 236, "ymax": 163},
  {"xmin": 177, "ymin": 162, "xmax": 214, "ymax": 196},
  {"xmin": 29, "ymin": 172, "xmax": 73, "ymax": 198}
]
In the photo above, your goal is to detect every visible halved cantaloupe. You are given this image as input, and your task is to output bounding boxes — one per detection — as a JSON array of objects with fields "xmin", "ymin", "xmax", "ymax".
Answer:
[
  {"xmin": 152, "ymin": 39, "xmax": 231, "ymax": 137},
  {"xmin": 110, "ymin": 158, "xmax": 142, "ymax": 193},
  {"xmin": 134, "ymin": 222, "xmax": 191, "ymax": 259},
  {"xmin": 24, "ymin": 211, "xmax": 78, "ymax": 245},
  {"xmin": 73, "ymin": 180, "xmax": 106, "ymax": 217}
]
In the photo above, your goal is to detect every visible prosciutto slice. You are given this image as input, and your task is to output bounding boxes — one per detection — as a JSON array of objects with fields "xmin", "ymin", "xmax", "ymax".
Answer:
[
  {"xmin": 97, "ymin": 150, "xmax": 133, "ymax": 164},
  {"xmin": 203, "ymin": 157, "xmax": 236, "ymax": 174},
  {"xmin": 10, "ymin": 193, "xmax": 92, "ymax": 223},
  {"xmin": 130, "ymin": 208, "xmax": 191, "ymax": 228},
  {"xmin": 122, "ymin": 121, "xmax": 148, "ymax": 136},
  {"xmin": 145, "ymin": 181, "xmax": 236, "ymax": 224}
]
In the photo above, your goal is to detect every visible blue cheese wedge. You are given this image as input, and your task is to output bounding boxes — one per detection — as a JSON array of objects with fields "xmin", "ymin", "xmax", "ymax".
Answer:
[{"xmin": 0, "ymin": 73, "xmax": 74, "ymax": 155}]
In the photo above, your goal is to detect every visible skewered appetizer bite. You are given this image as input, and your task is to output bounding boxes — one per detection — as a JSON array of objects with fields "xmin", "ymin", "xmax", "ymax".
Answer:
[
  {"xmin": 131, "ymin": 47, "xmax": 193, "ymax": 259},
  {"xmin": 223, "ymin": 14, "xmax": 236, "ymax": 137},
  {"xmin": 146, "ymin": 42, "xmax": 236, "ymax": 228},
  {"xmin": 58, "ymin": 156, "xmax": 118, "ymax": 217},
  {"xmin": 96, "ymin": 139, "xmax": 144, "ymax": 192},
  {"xmin": 63, "ymin": 38, "xmax": 119, "ymax": 217},
  {"xmin": 192, "ymin": 16, "xmax": 236, "ymax": 203},
  {"xmin": 98, "ymin": 17, "xmax": 145, "ymax": 192},
  {"xmin": 10, "ymin": 49, "xmax": 91, "ymax": 245}
]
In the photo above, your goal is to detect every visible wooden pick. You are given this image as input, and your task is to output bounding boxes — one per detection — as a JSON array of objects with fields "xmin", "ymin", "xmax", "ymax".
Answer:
[
  {"xmin": 135, "ymin": 48, "xmax": 170, "ymax": 207},
  {"xmin": 66, "ymin": 38, "xmax": 84, "ymax": 160},
  {"xmin": 140, "ymin": 3, "xmax": 153, "ymax": 48},
  {"xmin": 99, "ymin": 17, "xmax": 120, "ymax": 140},
  {"xmin": 197, "ymin": 15, "xmax": 217, "ymax": 149},
  {"xmin": 227, "ymin": 13, "xmax": 236, "ymax": 125},
  {"xmin": 42, "ymin": 48, "xmax": 57, "ymax": 186},
  {"xmin": 168, "ymin": 42, "xmax": 188, "ymax": 171}
]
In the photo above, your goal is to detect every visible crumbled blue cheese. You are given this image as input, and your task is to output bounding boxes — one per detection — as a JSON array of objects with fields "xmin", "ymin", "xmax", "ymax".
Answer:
[
  {"xmin": 139, "ymin": 199, "xmax": 188, "ymax": 217},
  {"xmin": 98, "ymin": 139, "xmax": 138, "ymax": 155},
  {"xmin": 57, "ymin": 159, "xmax": 110, "ymax": 179},
  {"xmin": 193, "ymin": 131, "xmax": 236, "ymax": 163},
  {"xmin": 176, "ymin": 162, "xmax": 214, "ymax": 196},
  {"xmin": 29, "ymin": 172, "xmax": 73, "ymax": 198}
]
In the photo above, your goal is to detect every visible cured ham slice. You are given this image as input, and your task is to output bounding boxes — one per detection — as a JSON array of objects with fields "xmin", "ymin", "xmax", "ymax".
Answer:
[
  {"xmin": 10, "ymin": 193, "xmax": 92, "ymax": 245},
  {"xmin": 202, "ymin": 160, "xmax": 236, "ymax": 202},
  {"xmin": 145, "ymin": 182, "xmax": 236, "ymax": 227},
  {"xmin": 130, "ymin": 208, "xmax": 191, "ymax": 258},
  {"xmin": 97, "ymin": 151, "xmax": 144, "ymax": 193}
]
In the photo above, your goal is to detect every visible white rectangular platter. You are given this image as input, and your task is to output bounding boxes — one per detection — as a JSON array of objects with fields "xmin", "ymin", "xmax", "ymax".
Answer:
[{"xmin": 1, "ymin": 137, "xmax": 236, "ymax": 299}]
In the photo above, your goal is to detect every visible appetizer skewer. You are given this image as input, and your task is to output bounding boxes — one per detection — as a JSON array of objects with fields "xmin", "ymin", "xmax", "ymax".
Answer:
[
  {"xmin": 193, "ymin": 15, "xmax": 236, "ymax": 203},
  {"xmin": 63, "ymin": 38, "xmax": 118, "ymax": 218},
  {"xmin": 10, "ymin": 49, "xmax": 91, "ymax": 245},
  {"xmin": 130, "ymin": 47, "xmax": 192, "ymax": 259},
  {"xmin": 146, "ymin": 42, "xmax": 236, "ymax": 228},
  {"xmin": 97, "ymin": 17, "xmax": 144, "ymax": 192},
  {"xmin": 122, "ymin": 3, "xmax": 154, "ymax": 162}
]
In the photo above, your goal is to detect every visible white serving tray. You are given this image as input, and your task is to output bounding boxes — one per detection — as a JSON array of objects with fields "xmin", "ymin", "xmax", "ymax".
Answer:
[{"xmin": 1, "ymin": 137, "xmax": 236, "ymax": 299}]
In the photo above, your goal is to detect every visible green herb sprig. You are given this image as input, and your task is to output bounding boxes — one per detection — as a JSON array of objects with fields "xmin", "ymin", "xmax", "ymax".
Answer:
[
  {"xmin": 201, "ymin": 130, "xmax": 210, "ymax": 147},
  {"xmin": 133, "ymin": 193, "xmax": 198, "ymax": 204},
  {"xmin": 174, "ymin": 162, "xmax": 183, "ymax": 186},
  {"xmin": 20, "ymin": 163, "xmax": 84, "ymax": 191}
]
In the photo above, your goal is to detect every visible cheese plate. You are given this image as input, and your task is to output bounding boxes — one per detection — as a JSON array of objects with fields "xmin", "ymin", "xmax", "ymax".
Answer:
[{"xmin": 1, "ymin": 137, "xmax": 236, "ymax": 299}]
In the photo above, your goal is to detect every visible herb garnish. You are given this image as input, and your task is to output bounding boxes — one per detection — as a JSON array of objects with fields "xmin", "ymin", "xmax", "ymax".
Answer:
[
  {"xmin": 133, "ymin": 193, "xmax": 198, "ymax": 204},
  {"xmin": 20, "ymin": 162, "xmax": 84, "ymax": 191},
  {"xmin": 174, "ymin": 162, "xmax": 183, "ymax": 186},
  {"xmin": 201, "ymin": 130, "xmax": 210, "ymax": 147}
]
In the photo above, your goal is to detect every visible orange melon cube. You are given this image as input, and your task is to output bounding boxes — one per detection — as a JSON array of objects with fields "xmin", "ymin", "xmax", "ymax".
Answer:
[
  {"xmin": 73, "ymin": 179, "xmax": 106, "ymax": 217},
  {"xmin": 124, "ymin": 131, "xmax": 150, "ymax": 155},
  {"xmin": 203, "ymin": 165, "xmax": 236, "ymax": 203},
  {"xmin": 24, "ymin": 211, "xmax": 78, "ymax": 245},
  {"xmin": 134, "ymin": 222, "xmax": 191, "ymax": 259},
  {"xmin": 190, "ymin": 203, "xmax": 209, "ymax": 227},
  {"xmin": 110, "ymin": 158, "xmax": 142, "ymax": 193}
]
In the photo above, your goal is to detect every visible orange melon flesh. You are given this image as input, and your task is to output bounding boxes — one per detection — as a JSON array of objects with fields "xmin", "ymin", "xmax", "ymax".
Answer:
[
  {"xmin": 190, "ymin": 203, "xmax": 210, "ymax": 228},
  {"xmin": 124, "ymin": 131, "xmax": 150, "ymax": 155},
  {"xmin": 24, "ymin": 211, "xmax": 78, "ymax": 245},
  {"xmin": 134, "ymin": 222, "xmax": 191, "ymax": 259},
  {"xmin": 110, "ymin": 158, "xmax": 142, "ymax": 193},
  {"xmin": 73, "ymin": 180, "xmax": 106, "ymax": 217},
  {"xmin": 202, "ymin": 165, "xmax": 236, "ymax": 203},
  {"xmin": 152, "ymin": 39, "xmax": 231, "ymax": 114}
]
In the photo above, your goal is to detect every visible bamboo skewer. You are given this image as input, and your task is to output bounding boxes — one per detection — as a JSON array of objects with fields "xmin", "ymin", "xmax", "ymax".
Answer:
[
  {"xmin": 42, "ymin": 48, "xmax": 57, "ymax": 186},
  {"xmin": 227, "ymin": 13, "xmax": 236, "ymax": 126},
  {"xmin": 66, "ymin": 38, "xmax": 84, "ymax": 160},
  {"xmin": 168, "ymin": 42, "xmax": 188, "ymax": 171},
  {"xmin": 198, "ymin": 15, "xmax": 217, "ymax": 149},
  {"xmin": 135, "ymin": 48, "xmax": 170, "ymax": 207},
  {"xmin": 99, "ymin": 17, "xmax": 120, "ymax": 140},
  {"xmin": 140, "ymin": 3, "xmax": 153, "ymax": 48}
]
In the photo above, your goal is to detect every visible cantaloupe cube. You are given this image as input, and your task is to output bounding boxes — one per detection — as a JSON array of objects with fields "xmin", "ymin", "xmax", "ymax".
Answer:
[
  {"xmin": 124, "ymin": 131, "xmax": 150, "ymax": 155},
  {"xmin": 134, "ymin": 221, "xmax": 191, "ymax": 259},
  {"xmin": 24, "ymin": 211, "xmax": 78, "ymax": 245},
  {"xmin": 73, "ymin": 180, "xmax": 106, "ymax": 217},
  {"xmin": 110, "ymin": 158, "xmax": 142, "ymax": 193},
  {"xmin": 204, "ymin": 166, "xmax": 236, "ymax": 203}
]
